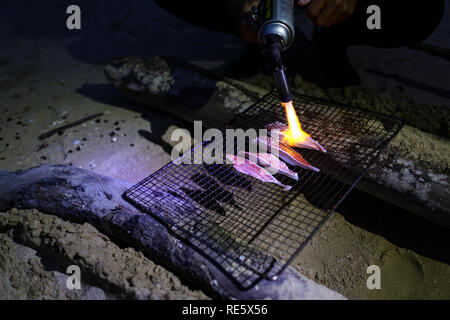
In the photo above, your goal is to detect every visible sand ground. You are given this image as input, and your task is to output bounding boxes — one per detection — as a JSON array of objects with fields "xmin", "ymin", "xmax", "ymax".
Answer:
[{"xmin": 0, "ymin": 1, "xmax": 449, "ymax": 299}]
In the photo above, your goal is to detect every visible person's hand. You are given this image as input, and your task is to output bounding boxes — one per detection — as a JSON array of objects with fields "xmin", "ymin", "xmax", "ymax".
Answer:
[
  {"xmin": 297, "ymin": 0, "xmax": 358, "ymax": 27},
  {"xmin": 226, "ymin": 0, "xmax": 261, "ymax": 43},
  {"xmin": 241, "ymin": 0, "xmax": 261, "ymax": 43}
]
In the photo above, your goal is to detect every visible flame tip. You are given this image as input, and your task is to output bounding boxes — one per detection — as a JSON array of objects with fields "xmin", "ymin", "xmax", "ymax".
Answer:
[{"xmin": 282, "ymin": 101, "xmax": 310, "ymax": 144}]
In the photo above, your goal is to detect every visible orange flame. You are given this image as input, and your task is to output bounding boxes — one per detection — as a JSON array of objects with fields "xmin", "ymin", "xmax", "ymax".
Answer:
[{"xmin": 281, "ymin": 101, "xmax": 310, "ymax": 145}]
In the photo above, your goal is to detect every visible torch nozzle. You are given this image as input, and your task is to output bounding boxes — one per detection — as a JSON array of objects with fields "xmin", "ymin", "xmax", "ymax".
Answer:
[
  {"xmin": 260, "ymin": 35, "xmax": 293, "ymax": 103},
  {"xmin": 273, "ymin": 67, "xmax": 293, "ymax": 103}
]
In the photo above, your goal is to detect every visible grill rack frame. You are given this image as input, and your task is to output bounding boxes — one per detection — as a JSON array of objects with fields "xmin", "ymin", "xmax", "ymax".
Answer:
[{"xmin": 124, "ymin": 90, "xmax": 403, "ymax": 290}]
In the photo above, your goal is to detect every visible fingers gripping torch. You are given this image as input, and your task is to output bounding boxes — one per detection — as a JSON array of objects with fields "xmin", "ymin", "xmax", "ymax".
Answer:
[{"xmin": 247, "ymin": 0, "xmax": 295, "ymax": 103}]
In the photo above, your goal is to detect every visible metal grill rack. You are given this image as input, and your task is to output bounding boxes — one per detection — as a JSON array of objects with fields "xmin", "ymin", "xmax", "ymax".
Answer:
[{"xmin": 124, "ymin": 90, "xmax": 402, "ymax": 289}]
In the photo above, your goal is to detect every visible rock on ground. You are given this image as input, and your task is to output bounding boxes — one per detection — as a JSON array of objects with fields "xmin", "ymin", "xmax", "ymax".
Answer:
[{"xmin": 0, "ymin": 208, "xmax": 208, "ymax": 300}]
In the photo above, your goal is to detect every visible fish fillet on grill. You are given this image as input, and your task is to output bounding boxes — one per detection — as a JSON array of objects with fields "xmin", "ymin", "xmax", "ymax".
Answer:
[
  {"xmin": 225, "ymin": 154, "xmax": 292, "ymax": 191},
  {"xmin": 254, "ymin": 136, "xmax": 320, "ymax": 172},
  {"xmin": 265, "ymin": 121, "xmax": 326, "ymax": 153},
  {"xmin": 239, "ymin": 151, "xmax": 298, "ymax": 181}
]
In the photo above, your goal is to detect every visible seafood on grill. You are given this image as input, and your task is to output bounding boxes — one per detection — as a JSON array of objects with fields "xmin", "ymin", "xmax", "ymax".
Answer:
[
  {"xmin": 254, "ymin": 136, "xmax": 320, "ymax": 172},
  {"xmin": 238, "ymin": 151, "xmax": 298, "ymax": 181},
  {"xmin": 265, "ymin": 121, "xmax": 326, "ymax": 153},
  {"xmin": 225, "ymin": 154, "xmax": 292, "ymax": 191},
  {"xmin": 204, "ymin": 164, "xmax": 252, "ymax": 192}
]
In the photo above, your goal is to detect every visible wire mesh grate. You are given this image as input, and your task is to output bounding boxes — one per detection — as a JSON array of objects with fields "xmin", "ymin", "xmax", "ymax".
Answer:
[{"xmin": 124, "ymin": 90, "xmax": 403, "ymax": 289}]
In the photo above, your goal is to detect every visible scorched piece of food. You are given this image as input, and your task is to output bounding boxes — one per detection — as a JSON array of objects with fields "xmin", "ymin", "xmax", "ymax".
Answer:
[
  {"xmin": 265, "ymin": 121, "xmax": 326, "ymax": 153},
  {"xmin": 225, "ymin": 154, "xmax": 292, "ymax": 191},
  {"xmin": 239, "ymin": 151, "xmax": 299, "ymax": 181},
  {"xmin": 254, "ymin": 136, "xmax": 320, "ymax": 172}
]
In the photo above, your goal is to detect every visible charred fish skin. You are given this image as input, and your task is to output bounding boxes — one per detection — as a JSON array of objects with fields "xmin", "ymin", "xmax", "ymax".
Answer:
[
  {"xmin": 264, "ymin": 121, "xmax": 286, "ymax": 132},
  {"xmin": 265, "ymin": 121, "xmax": 327, "ymax": 153},
  {"xmin": 254, "ymin": 136, "xmax": 320, "ymax": 172},
  {"xmin": 299, "ymin": 136, "xmax": 327, "ymax": 153},
  {"xmin": 239, "ymin": 151, "xmax": 299, "ymax": 181},
  {"xmin": 225, "ymin": 154, "xmax": 292, "ymax": 191}
]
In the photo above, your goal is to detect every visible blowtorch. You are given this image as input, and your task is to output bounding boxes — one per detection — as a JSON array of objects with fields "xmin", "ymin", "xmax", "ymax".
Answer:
[{"xmin": 247, "ymin": 0, "xmax": 295, "ymax": 103}]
